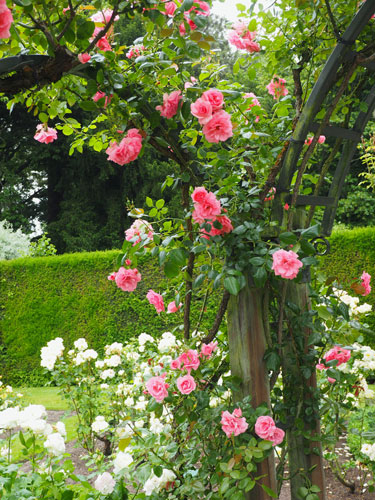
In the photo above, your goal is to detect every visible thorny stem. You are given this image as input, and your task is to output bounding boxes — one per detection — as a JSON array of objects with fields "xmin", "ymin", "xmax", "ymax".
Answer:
[{"xmin": 201, "ymin": 290, "xmax": 230, "ymax": 344}]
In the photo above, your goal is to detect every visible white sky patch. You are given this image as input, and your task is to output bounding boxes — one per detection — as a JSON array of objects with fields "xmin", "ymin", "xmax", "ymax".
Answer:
[{"xmin": 211, "ymin": 0, "xmax": 274, "ymax": 23}]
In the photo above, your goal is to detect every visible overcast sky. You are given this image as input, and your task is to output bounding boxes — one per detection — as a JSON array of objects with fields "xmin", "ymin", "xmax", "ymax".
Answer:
[{"xmin": 211, "ymin": 0, "xmax": 274, "ymax": 23}]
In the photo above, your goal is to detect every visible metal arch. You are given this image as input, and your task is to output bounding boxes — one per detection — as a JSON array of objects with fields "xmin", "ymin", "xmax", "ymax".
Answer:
[{"xmin": 272, "ymin": 0, "xmax": 375, "ymax": 233}]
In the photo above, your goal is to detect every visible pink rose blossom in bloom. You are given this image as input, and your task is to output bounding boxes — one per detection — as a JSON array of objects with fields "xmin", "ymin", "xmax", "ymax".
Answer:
[
  {"xmin": 0, "ymin": 0, "xmax": 13, "ymax": 39},
  {"xmin": 90, "ymin": 9, "xmax": 120, "ymax": 24},
  {"xmin": 328, "ymin": 377, "xmax": 336, "ymax": 384},
  {"xmin": 107, "ymin": 272, "xmax": 117, "ymax": 281},
  {"xmin": 106, "ymin": 129, "xmax": 143, "ymax": 166},
  {"xmin": 305, "ymin": 135, "xmax": 326, "ymax": 145},
  {"xmin": 170, "ymin": 358, "xmax": 181, "ymax": 370},
  {"xmin": 178, "ymin": 349, "xmax": 200, "ymax": 373},
  {"xmin": 163, "ymin": 1, "xmax": 177, "ymax": 16},
  {"xmin": 228, "ymin": 22, "xmax": 259, "ymax": 53},
  {"xmin": 191, "ymin": 186, "xmax": 210, "ymax": 204},
  {"xmin": 266, "ymin": 77, "xmax": 288, "ymax": 100},
  {"xmin": 34, "ymin": 124, "xmax": 58, "ymax": 144},
  {"xmin": 190, "ymin": 98, "xmax": 213, "ymax": 125},
  {"xmin": 200, "ymin": 215, "xmax": 233, "ymax": 239},
  {"xmin": 78, "ymin": 53, "xmax": 91, "ymax": 64},
  {"xmin": 244, "ymin": 92, "xmax": 261, "ymax": 122},
  {"xmin": 115, "ymin": 267, "xmax": 141, "ymax": 292},
  {"xmin": 146, "ymin": 374, "xmax": 169, "ymax": 403},
  {"xmin": 200, "ymin": 341, "xmax": 218, "ymax": 359},
  {"xmin": 190, "ymin": 0, "xmax": 210, "ymax": 16},
  {"xmin": 167, "ymin": 301, "xmax": 181, "ymax": 313},
  {"xmin": 360, "ymin": 271, "xmax": 371, "ymax": 296},
  {"xmin": 191, "ymin": 189, "xmax": 221, "ymax": 223},
  {"xmin": 202, "ymin": 110, "xmax": 233, "ymax": 144},
  {"xmin": 221, "ymin": 408, "xmax": 249, "ymax": 438},
  {"xmin": 177, "ymin": 374, "xmax": 197, "ymax": 395},
  {"xmin": 324, "ymin": 346, "xmax": 351, "ymax": 366},
  {"xmin": 272, "ymin": 249, "xmax": 303, "ymax": 280},
  {"xmin": 126, "ymin": 44, "xmax": 145, "ymax": 59},
  {"xmin": 146, "ymin": 290, "xmax": 165, "ymax": 314},
  {"xmin": 125, "ymin": 219, "xmax": 154, "ymax": 245},
  {"xmin": 91, "ymin": 30, "xmax": 113, "ymax": 52},
  {"xmin": 156, "ymin": 90, "xmax": 182, "ymax": 119},
  {"xmin": 255, "ymin": 416, "xmax": 285, "ymax": 445},
  {"xmin": 284, "ymin": 203, "xmax": 290, "ymax": 210},
  {"xmin": 184, "ymin": 76, "xmax": 197, "ymax": 89},
  {"xmin": 93, "ymin": 91, "xmax": 112, "ymax": 108},
  {"xmin": 125, "ymin": 259, "xmax": 132, "ymax": 266},
  {"xmin": 202, "ymin": 89, "xmax": 224, "ymax": 112}
]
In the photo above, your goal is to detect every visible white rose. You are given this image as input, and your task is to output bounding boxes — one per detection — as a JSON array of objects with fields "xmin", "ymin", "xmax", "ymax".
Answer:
[
  {"xmin": 74, "ymin": 338, "xmax": 88, "ymax": 351},
  {"xmin": 94, "ymin": 472, "xmax": 116, "ymax": 495},
  {"xmin": 44, "ymin": 433, "xmax": 65, "ymax": 456},
  {"xmin": 92, "ymin": 416, "xmax": 109, "ymax": 433},
  {"xmin": 113, "ymin": 451, "xmax": 133, "ymax": 474}
]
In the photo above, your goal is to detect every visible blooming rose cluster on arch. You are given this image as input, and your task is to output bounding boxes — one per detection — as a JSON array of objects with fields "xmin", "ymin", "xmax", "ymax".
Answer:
[
  {"xmin": 190, "ymin": 89, "xmax": 233, "ymax": 143},
  {"xmin": 106, "ymin": 128, "xmax": 143, "ymax": 166},
  {"xmin": 125, "ymin": 219, "xmax": 154, "ymax": 246},
  {"xmin": 178, "ymin": 0, "xmax": 210, "ymax": 36},
  {"xmin": 266, "ymin": 77, "xmax": 288, "ymax": 100},
  {"xmin": 227, "ymin": 21, "xmax": 260, "ymax": 53},
  {"xmin": 0, "ymin": 0, "xmax": 13, "ymax": 39},
  {"xmin": 254, "ymin": 416, "xmax": 285, "ymax": 446},
  {"xmin": 191, "ymin": 186, "xmax": 233, "ymax": 238},
  {"xmin": 156, "ymin": 90, "xmax": 182, "ymax": 119},
  {"xmin": 90, "ymin": 8, "xmax": 119, "ymax": 52}
]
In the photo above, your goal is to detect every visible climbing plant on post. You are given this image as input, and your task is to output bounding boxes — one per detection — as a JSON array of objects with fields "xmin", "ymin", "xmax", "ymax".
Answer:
[{"xmin": 1, "ymin": 0, "xmax": 375, "ymax": 499}]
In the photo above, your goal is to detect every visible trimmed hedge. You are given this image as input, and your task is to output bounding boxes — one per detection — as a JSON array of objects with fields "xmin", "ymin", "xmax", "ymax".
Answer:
[
  {"xmin": 0, "ymin": 251, "xmax": 218, "ymax": 386},
  {"xmin": 320, "ymin": 227, "xmax": 375, "ymax": 345}
]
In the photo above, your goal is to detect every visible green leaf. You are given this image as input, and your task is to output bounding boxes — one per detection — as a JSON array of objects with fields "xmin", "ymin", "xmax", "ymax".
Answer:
[
  {"xmin": 155, "ymin": 199, "xmax": 165, "ymax": 209},
  {"xmin": 280, "ymin": 232, "xmax": 297, "ymax": 245},
  {"xmin": 297, "ymin": 487, "xmax": 309, "ymax": 499},
  {"xmin": 77, "ymin": 21, "xmax": 95, "ymax": 40},
  {"xmin": 180, "ymin": 0, "xmax": 194, "ymax": 12},
  {"xmin": 79, "ymin": 101, "xmax": 97, "ymax": 111},
  {"xmin": 164, "ymin": 258, "xmax": 179, "ymax": 278},
  {"xmin": 61, "ymin": 491, "xmax": 74, "ymax": 500},
  {"xmin": 249, "ymin": 257, "xmax": 264, "ymax": 266},
  {"xmin": 146, "ymin": 197, "xmax": 153, "ymax": 207},
  {"xmin": 253, "ymin": 266, "xmax": 267, "ymax": 288},
  {"xmin": 224, "ymin": 276, "xmax": 241, "ymax": 295},
  {"xmin": 261, "ymin": 484, "xmax": 278, "ymax": 498},
  {"xmin": 300, "ymin": 224, "xmax": 320, "ymax": 239},
  {"xmin": 153, "ymin": 465, "xmax": 163, "ymax": 478}
]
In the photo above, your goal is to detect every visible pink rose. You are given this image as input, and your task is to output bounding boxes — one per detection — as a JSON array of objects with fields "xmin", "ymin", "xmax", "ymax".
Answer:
[
  {"xmin": 190, "ymin": 0, "xmax": 210, "ymax": 16},
  {"xmin": 93, "ymin": 91, "xmax": 112, "ymax": 108},
  {"xmin": 254, "ymin": 416, "xmax": 276, "ymax": 440},
  {"xmin": 0, "ymin": 0, "xmax": 13, "ymax": 39},
  {"xmin": 167, "ymin": 301, "xmax": 181, "ymax": 313},
  {"xmin": 244, "ymin": 92, "xmax": 261, "ymax": 121},
  {"xmin": 94, "ymin": 33, "xmax": 112, "ymax": 52},
  {"xmin": 179, "ymin": 349, "xmax": 200, "ymax": 373},
  {"xmin": 271, "ymin": 427, "xmax": 285, "ymax": 446},
  {"xmin": 163, "ymin": 1, "xmax": 177, "ymax": 16},
  {"xmin": 177, "ymin": 374, "xmax": 196, "ymax": 395},
  {"xmin": 192, "ymin": 190, "xmax": 221, "ymax": 223},
  {"xmin": 125, "ymin": 219, "xmax": 154, "ymax": 245},
  {"xmin": 146, "ymin": 290, "xmax": 165, "ymax": 314},
  {"xmin": 114, "ymin": 267, "xmax": 141, "ymax": 292},
  {"xmin": 146, "ymin": 375, "xmax": 169, "ymax": 403},
  {"xmin": 78, "ymin": 53, "xmax": 91, "ymax": 64},
  {"xmin": 106, "ymin": 129, "xmax": 143, "ymax": 166},
  {"xmin": 156, "ymin": 90, "xmax": 182, "ymax": 119},
  {"xmin": 34, "ymin": 124, "xmax": 58, "ymax": 144},
  {"xmin": 200, "ymin": 341, "xmax": 218, "ymax": 359},
  {"xmin": 328, "ymin": 377, "xmax": 336, "ymax": 384},
  {"xmin": 107, "ymin": 272, "xmax": 116, "ymax": 281},
  {"xmin": 170, "ymin": 358, "xmax": 181, "ymax": 370},
  {"xmin": 324, "ymin": 346, "xmax": 351, "ymax": 366},
  {"xmin": 202, "ymin": 89, "xmax": 224, "ymax": 112},
  {"xmin": 125, "ymin": 259, "xmax": 132, "ymax": 266},
  {"xmin": 266, "ymin": 77, "xmax": 288, "ymax": 100},
  {"xmin": 191, "ymin": 98, "xmax": 213, "ymax": 125},
  {"xmin": 360, "ymin": 271, "xmax": 371, "ymax": 296},
  {"xmin": 221, "ymin": 408, "xmax": 249, "ymax": 438},
  {"xmin": 191, "ymin": 186, "xmax": 209, "ymax": 204},
  {"xmin": 90, "ymin": 9, "xmax": 119, "ymax": 24},
  {"xmin": 126, "ymin": 44, "xmax": 145, "ymax": 59},
  {"xmin": 228, "ymin": 22, "xmax": 259, "ymax": 53},
  {"xmin": 201, "ymin": 215, "xmax": 233, "ymax": 238},
  {"xmin": 202, "ymin": 110, "xmax": 233, "ymax": 144},
  {"xmin": 272, "ymin": 249, "xmax": 303, "ymax": 280}
]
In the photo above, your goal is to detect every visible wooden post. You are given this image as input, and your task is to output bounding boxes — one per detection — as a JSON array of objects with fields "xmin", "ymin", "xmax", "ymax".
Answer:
[
  {"xmin": 227, "ymin": 274, "xmax": 277, "ymax": 500},
  {"xmin": 282, "ymin": 281, "xmax": 326, "ymax": 500}
]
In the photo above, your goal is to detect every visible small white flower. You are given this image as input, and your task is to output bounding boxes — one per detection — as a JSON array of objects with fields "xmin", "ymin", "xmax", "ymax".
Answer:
[
  {"xmin": 94, "ymin": 472, "xmax": 116, "ymax": 495},
  {"xmin": 138, "ymin": 333, "xmax": 154, "ymax": 345},
  {"xmin": 44, "ymin": 433, "xmax": 65, "ymax": 456},
  {"xmin": 92, "ymin": 416, "xmax": 109, "ymax": 433},
  {"xmin": 55, "ymin": 421, "xmax": 66, "ymax": 438},
  {"xmin": 74, "ymin": 338, "xmax": 88, "ymax": 351},
  {"xmin": 106, "ymin": 355, "xmax": 122, "ymax": 367},
  {"xmin": 101, "ymin": 369, "xmax": 115, "ymax": 380},
  {"xmin": 113, "ymin": 451, "xmax": 133, "ymax": 474}
]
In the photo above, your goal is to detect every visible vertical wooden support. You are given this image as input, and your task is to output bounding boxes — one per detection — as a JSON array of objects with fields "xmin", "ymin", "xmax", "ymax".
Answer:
[
  {"xmin": 227, "ymin": 274, "xmax": 277, "ymax": 500},
  {"xmin": 282, "ymin": 281, "xmax": 326, "ymax": 500}
]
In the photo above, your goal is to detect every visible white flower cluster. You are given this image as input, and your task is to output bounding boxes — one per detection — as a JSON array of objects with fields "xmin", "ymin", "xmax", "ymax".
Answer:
[
  {"xmin": 91, "ymin": 415, "xmax": 109, "ymax": 433},
  {"xmin": 333, "ymin": 288, "xmax": 372, "ymax": 316},
  {"xmin": 138, "ymin": 333, "xmax": 154, "ymax": 352},
  {"xmin": 158, "ymin": 332, "xmax": 178, "ymax": 353},
  {"xmin": 40, "ymin": 337, "xmax": 64, "ymax": 370},
  {"xmin": 144, "ymin": 469, "xmax": 176, "ymax": 496},
  {"xmin": 73, "ymin": 348, "xmax": 98, "ymax": 366},
  {"xmin": 74, "ymin": 338, "xmax": 88, "ymax": 351},
  {"xmin": 351, "ymin": 344, "xmax": 375, "ymax": 373},
  {"xmin": 105, "ymin": 342, "xmax": 123, "ymax": 356},
  {"xmin": 361, "ymin": 443, "xmax": 375, "ymax": 461}
]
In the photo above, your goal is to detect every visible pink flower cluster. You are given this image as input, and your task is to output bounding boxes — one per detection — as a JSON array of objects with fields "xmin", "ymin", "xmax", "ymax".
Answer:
[
  {"xmin": 146, "ymin": 290, "xmax": 165, "ymax": 314},
  {"xmin": 125, "ymin": 219, "xmax": 154, "ymax": 245},
  {"xmin": 108, "ymin": 266, "xmax": 142, "ymax": 292},
  {"xmin": 317, "ymin": 346, "xmax": 351, "ymax": 371},
  {"xmin": 191, "ymin": 187, "xmax": 233, "ymax": 238},
  {"xmin": 90, "ymin": 9, "xmax": 119, "ymax": 52},
  {"xmin": 221, "ymin": 408, "xmax": 248, "ymax": 438},
  {"xmin": 254, "ymin": 416, "xmax": 285, "ymax": 446},
  {"xmin": 161, "ymin": 0, "xmax": 177, "ymax": 17},
  {"xmin": 190, "ymin": 89, "xmax": 233, "ymax": 143},
  {"xmin": 0, "ymin": 0, "xmax": 13, "ymax": 39},
  {"xmin": 266, "ymin": 77, "xmax": 288, "ymax": 100},
  {"xmin": 106, "ymin": 129, "xmax": 143, "ymax": 166},
  {"xmin": 179, "ymin": 0, "xmax": 210, "ymax": 36},
  {"xmin": 156, "ymin": 90, "xmax": 182, "ymax": 119},
  {"xmin": 126, "ymin": 44, "xmax": 145, "ymax": 59},
  {"xmin": 264, "ymin": 186, "xmax": 276, "ymax": 202},
  {"xmin": 360, "ymin": 271, "xmax": 371, "ymax": 296},
  {"xmin": 146, "ymin": 373, "xmax": 169, "ymax": 402},
  {"xmin": 244, "ymin": 92, "xmax": 261, "ymax": 122},
  {"xmin": 227, "ymin": 21, "xmax": 260, "ymax": 53},
  {"xmin": 272, "ymin": 249, "xmax": 303, "ymax": 280},
  {"xmin": 171, "ymin": 349, "xmax": 200, "ymax": 373},
  {"xmin": 200, "ymin": 341, "xmax": 218, "ymax": 359},
  {"xmin": 78, "ymin": 53, "xmax": 91, "ymax": 64},
  {"xmin": 305, "ymin": 135, "xmax": 326, "ymax": 145},
  {"xmin": 34, "ymin": 124, "xmax": 58, "ymax": 144}
]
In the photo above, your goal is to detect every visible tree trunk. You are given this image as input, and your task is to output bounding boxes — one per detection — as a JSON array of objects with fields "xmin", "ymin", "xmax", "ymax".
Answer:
[
  {"xmin": 282, "ymin": 281, "xmax": 326, "ymax": 500},
  {"xmin": 227, "ymin": 274, "xmax": 277, "ymax": 500}
]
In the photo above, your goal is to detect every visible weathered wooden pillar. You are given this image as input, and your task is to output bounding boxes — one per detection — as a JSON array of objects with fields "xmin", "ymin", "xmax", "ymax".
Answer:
[
  {"xmin": 227, "ymin": 274, "xmax": 277, "ymax": 500},
  {"xmin": 282, "ymin": 281, "xmax": 326, "ymax": 500}
]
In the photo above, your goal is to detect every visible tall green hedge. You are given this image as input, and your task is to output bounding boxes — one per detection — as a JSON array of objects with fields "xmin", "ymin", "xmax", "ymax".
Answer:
[
  {"xmin": 320, "ymin": 227, "xmax": 375, "ymax": 345},
  {"xmin": 0, "ymin": 251, "xmax": 218, "ymax": 386}
]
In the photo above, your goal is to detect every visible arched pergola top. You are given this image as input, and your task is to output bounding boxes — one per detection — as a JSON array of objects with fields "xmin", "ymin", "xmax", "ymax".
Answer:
[{"xmin": 273, "ymin": 0, "xmax": 375, "ymax": 236}]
